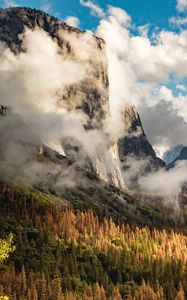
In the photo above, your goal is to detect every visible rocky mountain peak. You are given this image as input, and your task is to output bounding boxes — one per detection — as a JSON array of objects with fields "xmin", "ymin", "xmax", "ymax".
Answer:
[
  {"xmin": 164, "ymin": 144, "xmax": 184, "ymax": 165},
  {"xmin": 167, "ymin": 145, "xmax": 187, "ymax": 168},
  {"xmin": 0, "ymin": 7, "xmax": 105, "ymax": 53},
  {"xmin": 0, "ymin": 7, "xmax": 165, "ymax": 190},
  {"xmin": 0, "ymin": 104, "xmax": 7, "ymax": 116},
  {"xmin": 118, "ymin": 105, "xmax": 165, "ymax": 169}
]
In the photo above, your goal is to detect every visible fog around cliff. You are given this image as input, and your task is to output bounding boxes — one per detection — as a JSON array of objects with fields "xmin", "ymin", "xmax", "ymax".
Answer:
[
  {"xmin": 0, "ymin": 5, "xmax": 187, "ymax": 201},
  {"xmin": 0, "ymin": 24, "xmax": 124, "ymax": 190},
  {"xmin": 95, "ymin": 5, "xmax": 187, "ymax": 198},
  {"xmin": 0, "ymin": 27, "xmax": 105, "ymax": 187},
  {"xmin": 96, "ymin": 6, "xmax": 187, "ymax": 155}
]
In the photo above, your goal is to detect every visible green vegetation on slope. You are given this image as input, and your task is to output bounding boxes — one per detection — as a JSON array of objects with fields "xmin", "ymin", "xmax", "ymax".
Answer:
[{"xmin": 0, "ymin": 233, "xmax": 15, "ymax": 300}]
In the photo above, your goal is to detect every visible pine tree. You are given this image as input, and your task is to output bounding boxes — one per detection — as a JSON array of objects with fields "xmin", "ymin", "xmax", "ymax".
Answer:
[
  {"xmin": 175, "ymin": 283, "xmax": 185, "ymax": 300},
  {"xmin": 50, "ymin": 278, "xmax": 61, "ymax": 300},
  {"xmin": 110, "ymin": 287, "xmax": 122, "ymax": 300},
  {"xmin": 31, "ymin": 283, "xmax": 38, "ymax": 300},
  {"xmin": 36, "ymin": 273, "xmax": 47, "ymax": 300},
  {"xmin": 100, "ymin": 286, "xmax": 106, "ymax": 300},
  {"xmin": 21, "ymin": 265, "xmax": 27, "ymax": 294}
]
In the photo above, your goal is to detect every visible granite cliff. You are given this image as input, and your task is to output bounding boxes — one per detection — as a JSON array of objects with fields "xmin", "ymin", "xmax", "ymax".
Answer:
[
  {"xmin": 167, "ymin": 146, "xmax": 187, "ymax": 169},
  {"xmin": 118, "ymin": 106, "xmax": 165, "ymax": 169},
  {"xmin": 0, "ymin": 7, "xmax": 165, "ymax": 189}
]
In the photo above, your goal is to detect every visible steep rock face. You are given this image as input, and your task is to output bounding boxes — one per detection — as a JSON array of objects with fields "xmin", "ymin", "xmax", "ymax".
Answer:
[
  {"xmin": 0, "ymin": 7, "xmax": 165, "ymax": 190},
  {"xmin": 0, "ymin": 105, "xmax": 7, "ymax": 116},
  {"xmin": 163, "ymin": 144, "xmax": 184, "ymax": 165},
  {"xmin": 118, "ymin": 106, "xmax": 165, "ymax": 173},
  {"xmin": 168, "ymin": 146, "xmax": 187, "ymax": 168},
  {"xmin": 0, "ymin": 7, "xmax": 109, "ymax": 130},
  {"xmin": 0, "ymin": 7, "xmax": 126, "ymax": 188},
  {"xmin": 177, "ymin": 147, "xmax": 187, "ymax": 160}
]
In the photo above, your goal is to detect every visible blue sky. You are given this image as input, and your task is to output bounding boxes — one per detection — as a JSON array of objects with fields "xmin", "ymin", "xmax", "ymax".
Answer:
[{"xmin": 0, "ymin": 0, "xmax": 186, "ymax": 32}]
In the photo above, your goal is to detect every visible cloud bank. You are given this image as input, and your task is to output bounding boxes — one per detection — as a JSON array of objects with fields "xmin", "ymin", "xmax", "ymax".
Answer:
[
  {"xmin": 95, "ymin": 5, "xmax": 187, "ymax": 199},
  {"xmin": 177, "ymin": 0, "xmax": 187, "ymax": 12},
  {"xmin": 96, "ymin": 6, "xmax": 187, "ymax": 154},
  {"xmin": 65, "ymin": 16, "xmax": 80, "ymax": 27},
  {"xmin": 0, "ymin": 27, "xmax": 89, "ymax": 187},
  {"xmin": 3, "ymin": 0, "xmax": 17, "ymax": 7},
  {"xmin": 41, "ymin": 1, "xmax": 52, "ymax": 13},
  {"xmin": 1, "ymin": 5, "xmax": 187, "ymax": 201},
  {"xmin": 80, "ymin": 0, "xmax": 105, "ymax": 18},
  {"xmin": 0, "ymin": 25, "xmax": 125, "ymax": 190}
]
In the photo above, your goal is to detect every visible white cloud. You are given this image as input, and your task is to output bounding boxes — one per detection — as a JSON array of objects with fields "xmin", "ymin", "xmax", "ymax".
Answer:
[
  {"xmin": 65, "ymin": 16, "xmax": 80, "ymax": 27},
  {"xmin": 139, "ymin": 160, "xmax": 187, "ymax": 200},
  {"xmin": 170, "ymin": 16, "xmax": 187, "ymax": 27},
  {"xmin": 176, "ymin": 0, "xmax": 187, "ymax": 11},
  {"xmin": 136, "ymin": 83, "xmax": 187, "ymax": 151},
  {"xmin": 108, "ymin": 6, "xmax": 131, "ymax": 26},
  {"xmin": 138, "ymin": 24, "xmax": 150, "ymax": 37},
  {"xmin": 0, "ymin": 28, "xmax": 90, "ymax": 186},
  {"xmin": 41, "ymin": 1, "xmax": 52, "ymax": 13},
  {"xmin": 176, "ymin": 84, "xmax": 186, "ymax": 91},
  {"xmin": 0, "ymin": 27, "xmax": 126, "ymax": 189},
  {"xmin": 0, "ymin": 28, "xmax": 86, "ymax": 114},
  {"xmin": 96, "ymin": 6, "xmax": 187, "ymax": 151},
  {"xmin": 3, "ymin": 0, "xmax": 17, "ymax": 7},
  {"xmin": 1, "ymin": 5, "xmax": 187, "ymax": 194},
  {"xmin": 80, "ymin": 0, "xmax": 105, "ymax": 18}
]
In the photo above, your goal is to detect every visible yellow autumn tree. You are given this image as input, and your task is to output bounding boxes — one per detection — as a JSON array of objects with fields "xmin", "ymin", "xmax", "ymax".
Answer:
[{"xmin": 0, "ymin": 234, "xmax": 15, "ymax": 300}]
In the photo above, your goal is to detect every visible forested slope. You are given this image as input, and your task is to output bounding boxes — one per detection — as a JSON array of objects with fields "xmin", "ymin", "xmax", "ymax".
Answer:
[{"xmin": 0, "ymin": 184, "xmax": 186, "ymax": 300}]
